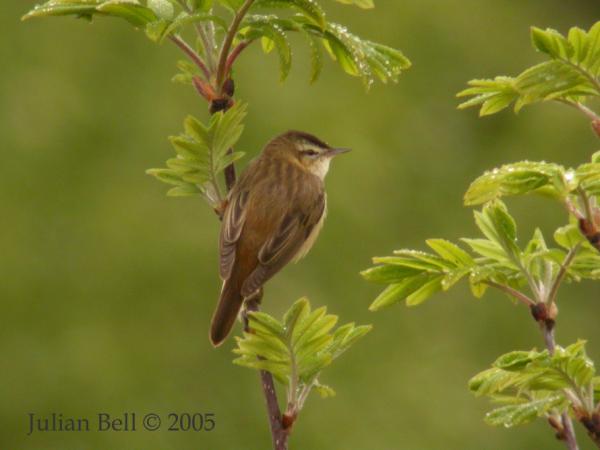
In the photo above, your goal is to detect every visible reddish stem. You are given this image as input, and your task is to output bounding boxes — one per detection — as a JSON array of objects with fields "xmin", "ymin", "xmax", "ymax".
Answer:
[{"xmin": 168, "ymin": 35, "xmax": 211, "ymax": 80}]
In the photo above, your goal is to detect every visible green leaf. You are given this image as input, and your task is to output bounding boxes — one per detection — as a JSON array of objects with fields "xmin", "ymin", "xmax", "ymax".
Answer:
[
  {"xmin": 187, "ymin": 0, "xmax": 213, "ymax": 11},
  {"xmin": 406, "ymin": 275, "xmax": 443, "ymax": 306},
  {"xmin": 237, "ymin": 14, "xmax": 409, "ymax": 86},
  {"xmin": 464, "ymin": 162, "xmax": 568, "ymax": 206},
  {"xmin": 218, "ymin": 0, "xmax": 245, "ymax": 10},
  {"xmin": 461, "ymin": 238, "xmax": 514, "ymax": 265},
  {"xmin": 248, "ymin": 311, "xmax": 286, "ymax": 338},
  {"xmin": 531, "ymin": 26, "xmax": 572, "ymax": 59},
  {"xmin": 457, "ymin": 77, "xmax": 519, "ymax": 116},
  {"xmin": 307, "ymin": 35, "xmax": 324, "ymax": 83},
  {"xmin": 166, "ymin": 184, "xmax": 202, "ymax": 196},
  {"xmin": 147, "ymin": 0, "xmax": 174, "ymax": 20},
  {"xmin": 333, "ymin": 0, "xmax": 374, "ymax": 8},
  {"xmin": 298, "ymin": 20, "xmax": 410, "ymax": 86},
  {"xmin": 554, "ymin": 223, "xmax": 586, "ymax": 250},
  {"xmin": 314, "ymin": 382, "xmax": 336, "ymax": 398},
  {"xmin": 368, "ymin": 274, "xmax": 433, "ymax": 311},
  {"xmin": 469, "ymin": 368, "xmax": 524, "ymax": 397},
  {"xmin": 474, "ymin": 201, "xmax": 520, "ymax": 261},
  {"xmin": 24, "ymin": 0, "xmax": 159, "ymax": 27},
  {"xmin": 485, "ymin": 395, "xmax": 565, "ymax": 427},
  {"xmin": 147, "ymin": 102, "xmax": 247, "ymax": 207},
  {"xmin": 426, "ymin": 239, "xmax": 474, "ymax": 267},
  {"xmin": 22, "ymin": 0, "xmax": 103, "ymax": 21},
  {"xmin": 241, "ymin": 16, "xmax": 293, "ymax": 81},
  {"xmin": 470, "ymin": 342, "xmax": 596, "ymax": 429},
  {"xmin": 233, "ymin": 298, "xmax": 371, "ymax": 411},
  {"xmin": 360, "ymin": 264, "xmax": 422, "ymax": 284},
  {"xmin": 570, "ymin": 250, "xmax": 600, "ymax": 280},
  {"xmin": 252, "ymin": 0, "xmax": 326, "ymax": 28},
  {"xmin": 161, "ymin": 12, "xmax": 227, "ymax": 42},
  {"xmin": 458, "ymin": 22, "xmax": 600, "ymax": 116},
  {"xmin": 493, "ymin": 349, "xmax": 547, "ymax": 371},
  {"xmin": 553, "ymin": 340, "xmax": 595, "ymax": 387}
]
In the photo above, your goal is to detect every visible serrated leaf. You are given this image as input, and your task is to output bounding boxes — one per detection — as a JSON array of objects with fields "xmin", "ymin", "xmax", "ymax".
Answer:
[
  {"xmin": 458, "ymin": 22, "xmax": 600, "ymax": 116},
  {"xmin": 333, "ymin": 0, "xmax": 374, "ymax": 8},
  {"xmin": 252, "ymin": 0, "xmax": 326, "ymax": 28},
  {"xmin": 485, "ymin": 395, "xmax": 564, "ymax": 427},
  {"xmin": 406, "ymin": 275, "xmax": 443, "ymax": 306},
  {"xmin": 147, "ymin": 0, "xmax": 174, "ymax": 20},
  {"xmin": 148, "ymin": 103, "xmax": 247, "ymax": 207},
  {"xmin": 426, "ymin": 239, "xmax": 474, "ymax": 267},
  {"xmin": 23, "ymin": 0, "xmax": 159, "ymax": 27},
  {"xmin": 554, "ymin": 224, "xmax": 586, "ymax": 250},
  {"xmin": 464, "ymin": 162, "xmax": 567, "ymax": 206},
  {"xmin": 233, "ymin": 298, "xmax": 371, "ymax": 409},
  {"xmin": 368, "ymin": 273, "xmax": 432, "ymax": 311},
  {"xmin": 360, "ymin": 264, "xmax": 422, "ymax": 284},
  {"xmin": 314, "ymin": 382, "xmax": 336, "ymax": 398},
  {"xmin": 475, "ymin": 201, "xmax": 520, "ymax": 260}
]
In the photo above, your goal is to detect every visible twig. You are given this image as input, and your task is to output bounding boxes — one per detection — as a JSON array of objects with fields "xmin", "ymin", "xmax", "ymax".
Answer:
[
  {"xmin": 541, "ymin": 321, "xmax": 557, "ymax": 355},
  {"xmin": 578, "ymin": 188, "xmax": 594, "ymax": 225},
  {"xmin": 564, "ymin": 197, "xmax": 584, "ymax": 220},
  {"xmin": 224, "ymin": 40, "xmax": 255, "ymax": 76},
  {"xmin": 244, "ymin": 298, "xmax": 290, "ymax": 450},
  {"xmin": 540, "ymin": 319, "xmax": 579, "ymax": 449},
  {"xmin": 546, "ymin": 244, "xmax": 581, "ymax": 307},
  {"xmin": 483, "ymin": 280, "xmax": 536, "ymax": 306},
  {"xmin": 178, "ymin": 0, "xmax": 217, "ymax": 72},
  {"xmin": 216, "ymin": 0, "xmax": 256, "ymax": 89},
  {"xmin": 561, "ymin": 411, "xmax": 580, "ymax": 450},
  {"xmin": 168, "ymin": 35, "xmax": 211, "ymax": 80},
  {"xmin": 559, "ymin": 99, "xmax": 600, "ymax": 122}
]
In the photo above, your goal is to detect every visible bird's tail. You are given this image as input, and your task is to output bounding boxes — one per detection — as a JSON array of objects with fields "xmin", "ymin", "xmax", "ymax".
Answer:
[{"xmin": 210, "ymin": 276, "xmax": 245, "ymax": 347}]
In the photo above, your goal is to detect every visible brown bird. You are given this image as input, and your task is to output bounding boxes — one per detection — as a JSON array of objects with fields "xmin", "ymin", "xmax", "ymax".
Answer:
[{"xmin": 210, "ymin": 130, "xmax": 350, "ymax": 346}]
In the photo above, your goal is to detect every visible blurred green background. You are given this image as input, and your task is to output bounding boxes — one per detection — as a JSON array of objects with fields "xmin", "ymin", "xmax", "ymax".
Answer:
[{"xmin": 2, "ymin": 1, "xmax": 600, "ymax": 449}]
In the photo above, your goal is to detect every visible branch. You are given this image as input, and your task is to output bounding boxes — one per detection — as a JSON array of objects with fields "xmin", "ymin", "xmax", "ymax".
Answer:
[
  {"xmin": 168, "ymin": 35, "xmax": 211, "ymax": 80},
  {"xmin": 244, "ymin": 297, "xmax": 290, "ymax": 450},
  {"xmin": 216, "ymin": 0, "xmax": 256, "ymax": 89}
]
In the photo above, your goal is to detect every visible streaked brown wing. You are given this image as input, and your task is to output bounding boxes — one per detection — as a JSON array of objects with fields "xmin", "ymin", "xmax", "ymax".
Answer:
[
  {"xmin": 240, "ymin": 192, "xmax": 325, "ymax": 297},
  {"xmin": 219, "ymin": 188, "xmax": 249, "ymax": 280}
]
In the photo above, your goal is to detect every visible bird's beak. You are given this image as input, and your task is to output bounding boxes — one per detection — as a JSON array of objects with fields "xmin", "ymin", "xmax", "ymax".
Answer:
[{"xmin": 327, "ymin": 147, "xmax": 352, "ymax": 157}]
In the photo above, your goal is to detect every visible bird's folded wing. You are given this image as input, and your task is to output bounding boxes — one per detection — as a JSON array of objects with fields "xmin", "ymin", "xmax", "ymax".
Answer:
[
  {"xmin": 219, "ymin": 189, "xmax": 248, "ymax": 280},
  {"xmin": 241, "ymin": 194, "xmax": 325, "ymax": 297}
]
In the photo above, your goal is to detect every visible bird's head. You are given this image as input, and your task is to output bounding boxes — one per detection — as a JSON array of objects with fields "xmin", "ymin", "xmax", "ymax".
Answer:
[{"xmin": 266, "ymin": 130, "xmax": 351, "ymax": 180}]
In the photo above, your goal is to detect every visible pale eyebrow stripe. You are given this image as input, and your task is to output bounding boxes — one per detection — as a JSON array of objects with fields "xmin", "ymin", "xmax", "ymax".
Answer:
[{"xmin": 298, "ymin": 142, "xmax": 323, "ymax": 153}]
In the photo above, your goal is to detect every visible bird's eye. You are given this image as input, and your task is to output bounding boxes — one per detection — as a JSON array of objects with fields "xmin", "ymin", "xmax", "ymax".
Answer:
[{"xmin": 303, "ymin": 149, "xmax": 319, "ymax": 157}]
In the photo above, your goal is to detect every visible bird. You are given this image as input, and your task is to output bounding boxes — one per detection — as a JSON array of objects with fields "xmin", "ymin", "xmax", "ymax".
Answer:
[{"xmin": 209, "ymin": 130, "xmax": 350, "ymax": 346}]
